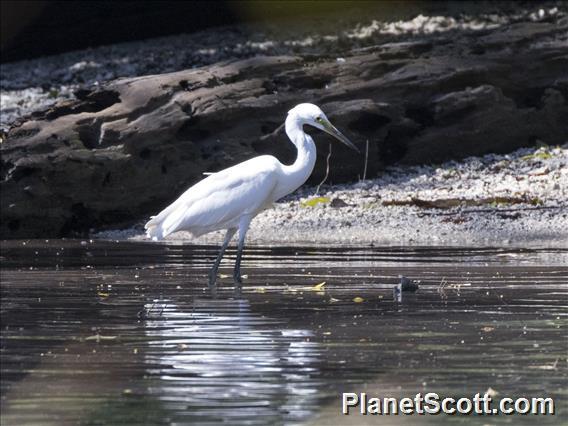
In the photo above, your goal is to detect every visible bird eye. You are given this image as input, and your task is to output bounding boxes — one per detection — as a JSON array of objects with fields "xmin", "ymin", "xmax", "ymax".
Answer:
[{"xmin": 316, "ymin": 116, "xmax": 323, "ymax": 122}]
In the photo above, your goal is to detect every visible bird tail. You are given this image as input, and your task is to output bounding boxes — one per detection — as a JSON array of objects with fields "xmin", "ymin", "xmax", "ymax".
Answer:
[
  {"xmin": 144, "ymin": 201, "xmax": 189, "ymax": 241},
  {"xmin": 144, "ymin": 217, "xmax": 165, "ymax": 241}
]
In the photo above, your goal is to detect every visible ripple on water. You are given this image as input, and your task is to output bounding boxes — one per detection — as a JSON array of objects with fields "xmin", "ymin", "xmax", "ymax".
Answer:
[{"xmin": 1, "ymin": 240, "xmax": 567, "ymax": 425}]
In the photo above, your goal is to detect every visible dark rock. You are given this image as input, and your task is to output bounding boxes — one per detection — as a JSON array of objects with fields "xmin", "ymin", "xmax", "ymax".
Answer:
[
  {"xmin": 2, "ymin": 20, "xmax": 567, "ymax": 238},
  {"xmin": 330, "ymin": 198, "xmax": 350, "ymax": 208}
]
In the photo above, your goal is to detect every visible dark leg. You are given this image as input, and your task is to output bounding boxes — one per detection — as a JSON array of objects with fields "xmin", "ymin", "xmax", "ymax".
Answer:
[
  {"xmin": 233, "ymin": 219, "xmax": 251, "ymax": 286},
  {"xmin": 208, "ymin": 228, "xmax": 237, "ymax": 288}
]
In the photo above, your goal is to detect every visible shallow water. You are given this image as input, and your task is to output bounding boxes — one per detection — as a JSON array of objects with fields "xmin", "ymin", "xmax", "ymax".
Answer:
[{"xmin": 1, "ymin": 240, "xmax": 567, "ymax": 425}]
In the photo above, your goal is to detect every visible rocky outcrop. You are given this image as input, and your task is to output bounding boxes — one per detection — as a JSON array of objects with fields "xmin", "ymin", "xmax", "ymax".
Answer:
[{"xmin": 2, "ymin": 20, "xmax": 567, "ymax": 238}]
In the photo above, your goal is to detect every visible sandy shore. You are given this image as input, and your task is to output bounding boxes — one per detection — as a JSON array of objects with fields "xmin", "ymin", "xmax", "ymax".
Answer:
[{"xmin": 97, "ymin": 144, "xmax": 568, "ymax": 247}]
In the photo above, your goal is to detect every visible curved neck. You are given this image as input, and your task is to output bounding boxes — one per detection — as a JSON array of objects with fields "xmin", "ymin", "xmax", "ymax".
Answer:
[{"xmin": 275, "ymin": 113, "xmax": 317, "ymax": 199}]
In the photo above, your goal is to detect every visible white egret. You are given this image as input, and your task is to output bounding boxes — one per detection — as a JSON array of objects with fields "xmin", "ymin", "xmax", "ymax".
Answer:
[{"xmin": 145, "ymin": 103, "xmax": 358, "ymax": 286}]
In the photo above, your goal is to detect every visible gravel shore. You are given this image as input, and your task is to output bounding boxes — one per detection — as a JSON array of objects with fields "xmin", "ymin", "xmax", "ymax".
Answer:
[{"xmin": 97, "ymin": 144, "xmax": 568, "ymax": 247}]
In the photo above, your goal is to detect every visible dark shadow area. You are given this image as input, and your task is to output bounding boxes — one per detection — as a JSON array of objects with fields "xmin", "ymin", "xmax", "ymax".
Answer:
[
  {"xmin": 1, "ymin": 0, "xmax": 550, "ymax": 63},
  {"xmin": 1, "ymin": 1, "xmax": 238, "ymax": 62}
]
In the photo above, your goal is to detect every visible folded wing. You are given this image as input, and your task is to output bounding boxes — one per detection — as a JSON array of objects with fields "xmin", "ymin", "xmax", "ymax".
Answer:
[{"xmin": 145, "ymin": 156, "xmax": 280, "ymax": 240}]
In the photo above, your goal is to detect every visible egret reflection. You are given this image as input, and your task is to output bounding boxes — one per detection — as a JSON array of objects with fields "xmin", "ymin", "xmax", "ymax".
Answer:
[{"xmin": 142, "ymin": 297, "xmax": 323, "ymax": 424}]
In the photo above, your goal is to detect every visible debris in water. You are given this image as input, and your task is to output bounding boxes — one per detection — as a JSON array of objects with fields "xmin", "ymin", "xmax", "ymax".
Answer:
[
  {"xmin": 311, "ymin": 281, "xmax": 326, "ymax": 291},
  {"xmin": 393, "ymin": 284, "xmax": 402, "ymax": 302},
  {"xmin": 85, "ymin": 334, "xmax": 117, "ymax": 342},
  {"xmin": 528, "ymin": 358, "xmax": 559, "ymax": 370},
  {"xmin": 399, "ymin": 275, "xmax": 420, "ymax": 292}
]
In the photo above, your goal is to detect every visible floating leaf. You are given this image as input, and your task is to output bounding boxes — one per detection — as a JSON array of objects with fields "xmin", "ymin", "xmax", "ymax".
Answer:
[
  {"xmin": 219, "ymin": 274, "xmax": 230, "ymax": 279},
  {"xmin": 301, "ymin": 197, "xmax": 330, "ymax": 207},
  {"xmin": 97, "ymin": 292, "xmax": 109, "ymax": 297},
  {"xmin": 353, "ymin": 296, "xmax": 364, "ymax": 303},
  {"xmin": 311, "ymin": 281, "xmax": 326, "ymax": 291},
  {"xmin": 254, "ymin": 287, "xmax": 266, "ymax": 293}
]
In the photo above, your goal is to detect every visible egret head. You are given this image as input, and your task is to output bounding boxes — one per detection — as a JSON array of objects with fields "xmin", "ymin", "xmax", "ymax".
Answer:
[{"xmin": 288, "ymin": 103, "xmax": 359, "ymax": 153}]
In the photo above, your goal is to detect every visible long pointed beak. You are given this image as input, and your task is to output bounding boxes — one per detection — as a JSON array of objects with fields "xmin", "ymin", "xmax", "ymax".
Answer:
[{"xmin": 322, "ymin": 120, "xmax": 360, "ymax": 153}]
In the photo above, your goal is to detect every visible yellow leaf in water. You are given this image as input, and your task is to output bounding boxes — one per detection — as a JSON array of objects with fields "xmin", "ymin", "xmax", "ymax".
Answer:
[
  {"xmin": 301, "ymin": 197, "xmax": 330, "ymax": 208},
  {"xmin": 353, "ymin": 297, "xmax": 364, "ymax": 303},
  {"xmin": 97, "ymin": 292, "xmax": 109, "ymax": 297},
  {"xmin": 312, "ymin": 281, "xmax": 326, "ymax": 291},
  {"xmin": 254, "ymin": 287, "xmax": 266, "ymax": 293},
  {"xmin": 219, "ymin": 274, "xmax": 230, "ymax": 279}
]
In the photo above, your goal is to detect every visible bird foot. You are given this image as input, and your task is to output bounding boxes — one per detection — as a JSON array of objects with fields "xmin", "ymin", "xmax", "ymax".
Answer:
[
  {"xmin": 208, "ymin": 271, "xmax": 218, "ymax": 288},
  {"xmin": 233, "ymin": 272, "xmax": 242, "ymax": 286}
]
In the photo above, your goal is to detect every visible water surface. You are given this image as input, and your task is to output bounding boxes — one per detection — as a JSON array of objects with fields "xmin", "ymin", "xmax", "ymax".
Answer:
[{"xmin": 1, "ymin": 240, "xmax": 567, "ymax": 425}]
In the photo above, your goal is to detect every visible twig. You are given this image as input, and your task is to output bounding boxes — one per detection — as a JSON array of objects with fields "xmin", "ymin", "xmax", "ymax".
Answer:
[
  {"xmin": 362, "ymin": 139, "xmax": 369, "ymax": 181},
  {"xmin": 417, "ymin": 205, "xmax": 567, "ymax": 217},
  {"xmin": 259, "ymin": 122, "xmax": 285, "ymax": 141},
  {"xmin": 316, "ymin": 143, "xmax": 332, "ymax": 195}
]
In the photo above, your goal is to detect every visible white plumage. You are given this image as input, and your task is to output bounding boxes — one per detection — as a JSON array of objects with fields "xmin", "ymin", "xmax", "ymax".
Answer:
[
  {"xmin": 146, "ymin": 156, "xmax": 279, "ymax": 240},
  {"xmin": 145, "ymin": 103, "xmax": 358, "ymax": 287}
]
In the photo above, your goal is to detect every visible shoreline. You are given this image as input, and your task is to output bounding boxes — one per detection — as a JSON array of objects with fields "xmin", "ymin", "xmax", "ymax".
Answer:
[
  {"xmin": 95, "ymin": 144, "xmax": 568, "ymax": 248},
  {"xmin": 2, "ymin": 5, "xmax": 566, "ymax": 244}
]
